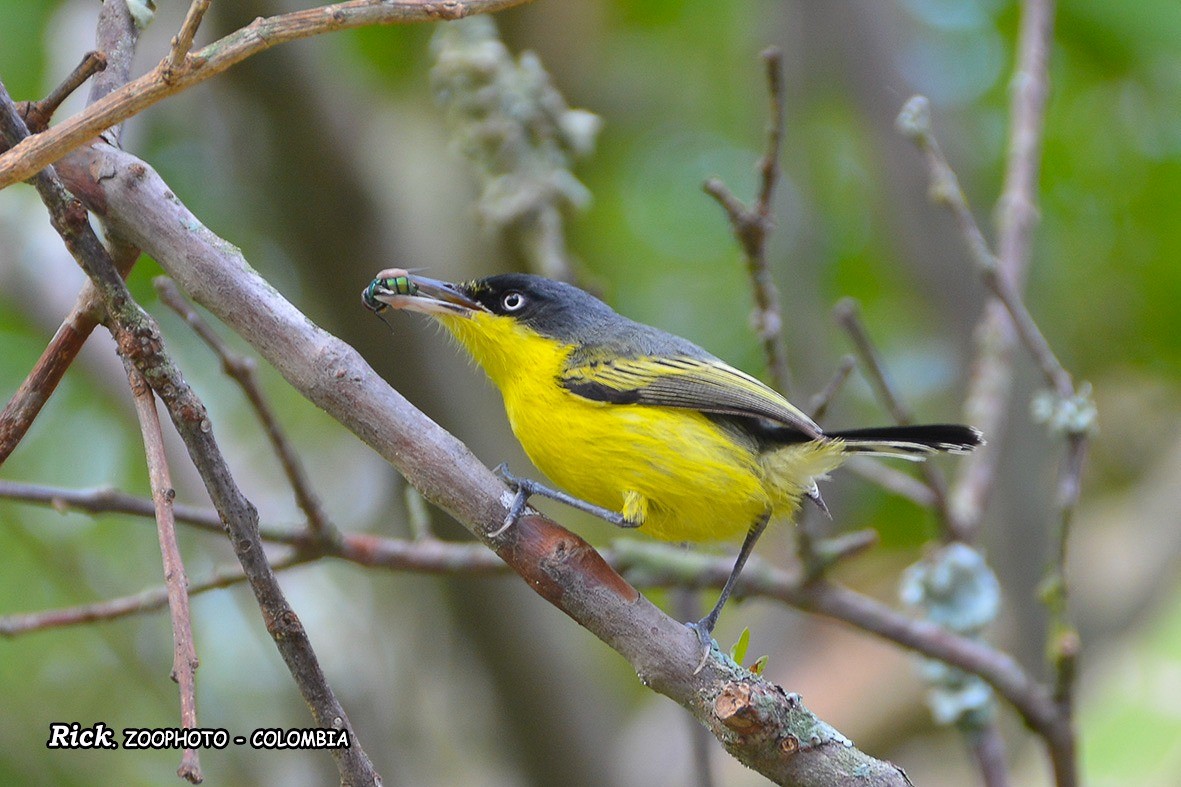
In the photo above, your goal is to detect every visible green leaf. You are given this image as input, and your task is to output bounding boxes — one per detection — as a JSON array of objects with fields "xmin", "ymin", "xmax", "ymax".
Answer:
[
  {"xmin": 729, "ymin": 627, "xmax": 750, "ymax": 664},
  {"xmin": 751, "ymin": 655, "xmax": 769, "ymax": 675}
]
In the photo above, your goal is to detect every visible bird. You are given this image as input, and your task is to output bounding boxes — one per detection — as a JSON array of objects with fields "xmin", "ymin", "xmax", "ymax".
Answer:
[{"xmin": 363, "ymin": 269, "xmax": 981, "ymax": 647}]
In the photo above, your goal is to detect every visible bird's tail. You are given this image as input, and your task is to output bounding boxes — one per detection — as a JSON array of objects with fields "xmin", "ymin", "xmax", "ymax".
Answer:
[{"xmin": 829, "ymin": 424, "xmax": 983, "ymax": 461}]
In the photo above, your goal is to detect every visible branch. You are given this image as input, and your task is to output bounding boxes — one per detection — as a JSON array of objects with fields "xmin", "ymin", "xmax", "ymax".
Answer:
[
  {"xmin": 88, "ymin": 0, "xmax": 143, "ymax": 128},
  {"xmin": 0, "ymin": 480, "xmax": 283, "ymax": 540},
  {"xmin": 0, "ymin": 246, "xmax": 138, "ymax": 467},
  {"xmin": 843, "ymin": 459, "xmax": 936, "ymax": 509},
  {"xmin": 0, "ymin": 552, "xmax": 308, "ymax": 636},
  {"xmin": 60, "ymin": 142, "xmax": 910, "ymax": 786},
  {"xmin": 0, "ymin": 0, "xmax": 535, "ymax": 188},
  {"xmin": 124, "ymin": 362, "xmax": 202, "ymax": 783},
  {"xmin": 897, "ymin": 3, "xmax": 1078, "ymax": 784},
  {"xmin": 895, "ymin": 0, "xmax": 1057, "ymax": 536},
  {"xmin": 155, "ymin": 277, "xmax": 340, "ymax": 544},
  {"xmin": 0, "ymin": 89, "xmax": 380, "ymax": 787},
  {"xmin": 18, "ymin": 52, "xmax": 107, "ymax": 133},
  {"xmin": 3, "ymin": 474, "xmax": 1062, "ymax": 758},
  {"xmin": 704, "ymin": 47, "xmax": 792, "ymax": 393},
  {"xmin": 968, "ymin": 717, "xmax": 1010, "ymax": 787},
  {"xmin": 164, "ymin": 0, "xmax": 212, "ymax": 81},
  {"xmin": 806, "ymin": 355, "xmax": 856, "ymax": 424},
  {"xmin": 894, "ymin": 99, "xmax": 1074, "ymax": 402},
  {"xmin": 0, "ymin": 479, "xmax": 509, "ymax": 574},
  {"xmin": 1042, "ymin": 432, "xmax": 1087, "ymax": 700},
  {"xmin": 606, "ymin": 541, "xmax": 1063, "ymax": 741},
  {"xmin": 997, "ymin": 0, "xmax": 1055, "ymax": 293},
  {"xmin": 0, "ymin": 0, "xmax": 145, "ymax": 466},
  {"xmin": 831, "ymin": 297, "xmax": 959, "ymax": 536},
  {"xmin": 895, "ymin": 93, "xmax": 1010, "ymax": 531}
]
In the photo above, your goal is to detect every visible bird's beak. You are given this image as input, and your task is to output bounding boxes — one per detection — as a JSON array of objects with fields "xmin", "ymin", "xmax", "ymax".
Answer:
[{"xmin": 362, "ymin": 269, "xmax": 485, "ymax": 317}]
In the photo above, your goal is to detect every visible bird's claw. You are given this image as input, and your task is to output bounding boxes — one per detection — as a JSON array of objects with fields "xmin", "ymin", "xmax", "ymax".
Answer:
[
  {"xmin": 490, "ymin": 463, "xmax": 529, "ymax": 538},
  {"xmin": 685, "ymin": 618, "xmax": 717, "ymax": 675}
]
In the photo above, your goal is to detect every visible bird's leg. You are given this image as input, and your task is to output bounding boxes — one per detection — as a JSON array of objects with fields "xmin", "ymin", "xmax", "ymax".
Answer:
[
  {"xmin": 686, "ymin": 512, "xmax": 771, "ymax": 667},
  {"xmin": 492, "ymin": 463, "xmax": 640, "ymax": 536}
]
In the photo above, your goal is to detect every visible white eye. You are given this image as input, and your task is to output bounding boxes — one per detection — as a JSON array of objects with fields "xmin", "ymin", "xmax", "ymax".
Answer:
[{"xmin": 501, "ymin": 292, "xmax": 525, "ymax": 311}]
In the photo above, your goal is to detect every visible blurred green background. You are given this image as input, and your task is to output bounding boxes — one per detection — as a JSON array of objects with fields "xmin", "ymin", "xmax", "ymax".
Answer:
[{"xmin": 1, "ymin": 1, "xmax": 1179, "ymax": 785}]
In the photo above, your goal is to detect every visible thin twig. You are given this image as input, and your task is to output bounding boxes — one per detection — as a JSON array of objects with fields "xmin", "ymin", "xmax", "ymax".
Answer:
[
  {"xmin": 981, "ymin": 265, "xmax": 1074, "ymax": 397},
  {"xmin": 968, "ymin": 717, "xmax": 1011, "ymax": 787},
  {"xmin": 0, "ymin": 479, "xmax": 510, "ymax": 575},
  {"xmin": 807, "ymin": 355, "xmax": 856, "ymax": 424},
  {"xmin": 898, "ymin": 95, "xmax": 1012, "ymax": 534},
  {"xmin": 1043, "ymin": 432, "xmax": 1086, "ymax": 706},
  {"xmin": 997, "ymin": 0, "xmax": 1055, "ymax": 296},
  {"xmin": 0, "ymin": 2, "xmax": 143, "ymax": 465},
  {"xmin": 0, "ymin": 479, "xmax": 299, "ymax": 541},
  {"xmin": 0, "ymin": 247, "xmax": 137, "ymax": 468},
  {"xmin": 1040, "ymin": 412, "xmax": 1082, "ymax": 787},
  {"xmin": 3, "ymin": 473, "xmax": 1056, "ymax": 753},
  {"xmin": 844, "ymin": 460, "xmax": 937, "ymax": 509},
  {"xmin": 831, "ymin": 298, "xmax": 913, "ymax": 424},
  {"xmin": 0, "ymin": 0, "xmax": 535, "ymax": 183},
  {"xmin": 896, "ymin": 98, "xmax": 1073, "ymax": 400},
  {"xmin": 832, "ymin": 297, "xmax": 958, "ymax": 534},
  {"xmin": 0, "ymin": 84, "xmax": 380, "ymax": 786},
  {"xmin": 0, "ymin": 552, "xmax": 307, "ymax": 635},
  {"xmin": 19, "ymin": 52, "xmax": 107, "ymax": 133},
  {"xmin": 833, "ymin": 290, "xmax": 1014, "ymax": 785},
  {"xmin": 155, "ymin": 277, "xmax": 340, "ymax": 544},
  {"xmin": 896, "ymin": 9, "xmax": 1058, "ymax": 542},
  {"xmin": 0, "ymin": 302, "xmax": 102, "ymax": 466},
  {"xmin": 894, "ymin": 96, "xmax": 997, "ymax": 279},
  {"xmin": 124, "ymin": 361, "xmax": 202, "ymax": 784},
  {"xmin": 703, "ymin": 47, "xmax": 792, "ymax": 393},
  {"xmin": 404, "ymin": 484, "xmax": 434, "ymax": 541},
  {"xmin": 164, "ymin": 0, "xmax": 212, "ymax": 81},
  {"xmin": 898, "ymin": 3, "xmax": 1075, "ymax": 784}
]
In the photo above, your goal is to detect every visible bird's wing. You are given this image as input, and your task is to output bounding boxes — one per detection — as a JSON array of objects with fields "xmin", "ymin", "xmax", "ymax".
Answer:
[{"xmin": 560, "ymin": 355, "xmax": 822, "ymax": 438}]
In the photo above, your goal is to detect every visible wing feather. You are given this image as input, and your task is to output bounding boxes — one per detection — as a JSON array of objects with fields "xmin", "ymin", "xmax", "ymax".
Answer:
[{"xmin": 560, "ymin": 355, "xmax": 822, "ymax": 438}]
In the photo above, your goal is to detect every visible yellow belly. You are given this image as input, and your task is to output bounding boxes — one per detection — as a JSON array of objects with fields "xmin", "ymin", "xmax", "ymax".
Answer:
[
  {"xmin": 506, "ymin": 384, "xmax": 769, "ymax": 541},
  {"xmin": 439, "ymin": 311, "xmax": 845, "ymax": 542}
]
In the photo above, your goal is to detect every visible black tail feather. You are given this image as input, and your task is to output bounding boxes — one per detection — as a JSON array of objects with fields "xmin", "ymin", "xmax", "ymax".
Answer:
[{"xmin": 829, "ymin": 424, "xmax": 983, "ymax": 455}]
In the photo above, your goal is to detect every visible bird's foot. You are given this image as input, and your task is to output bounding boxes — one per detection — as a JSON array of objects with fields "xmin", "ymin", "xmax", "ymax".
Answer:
[{"xmin": 685, "ymin": 614, "xmax": 719, "ymax": 675}]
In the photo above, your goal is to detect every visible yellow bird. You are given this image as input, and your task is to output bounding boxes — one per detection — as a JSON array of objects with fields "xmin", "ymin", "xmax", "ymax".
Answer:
[{"xmin": 364, "ymin": 270, "xmax": 980, "ymax": 643}]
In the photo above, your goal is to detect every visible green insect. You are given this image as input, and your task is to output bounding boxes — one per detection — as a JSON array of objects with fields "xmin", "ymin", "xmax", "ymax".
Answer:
[{"xmin": 362, "ymin": 273, "xmax": 418, "ymax": 313}]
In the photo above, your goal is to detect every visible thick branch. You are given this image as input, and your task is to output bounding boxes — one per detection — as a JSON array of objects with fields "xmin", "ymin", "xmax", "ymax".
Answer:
[
  {"xmin": 88, "ymin": 0, "xmax": 143, "ymax": 145},
  {"xmin": 0, "ymin": 0, "xmax": 534, "ymax": 188}
]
